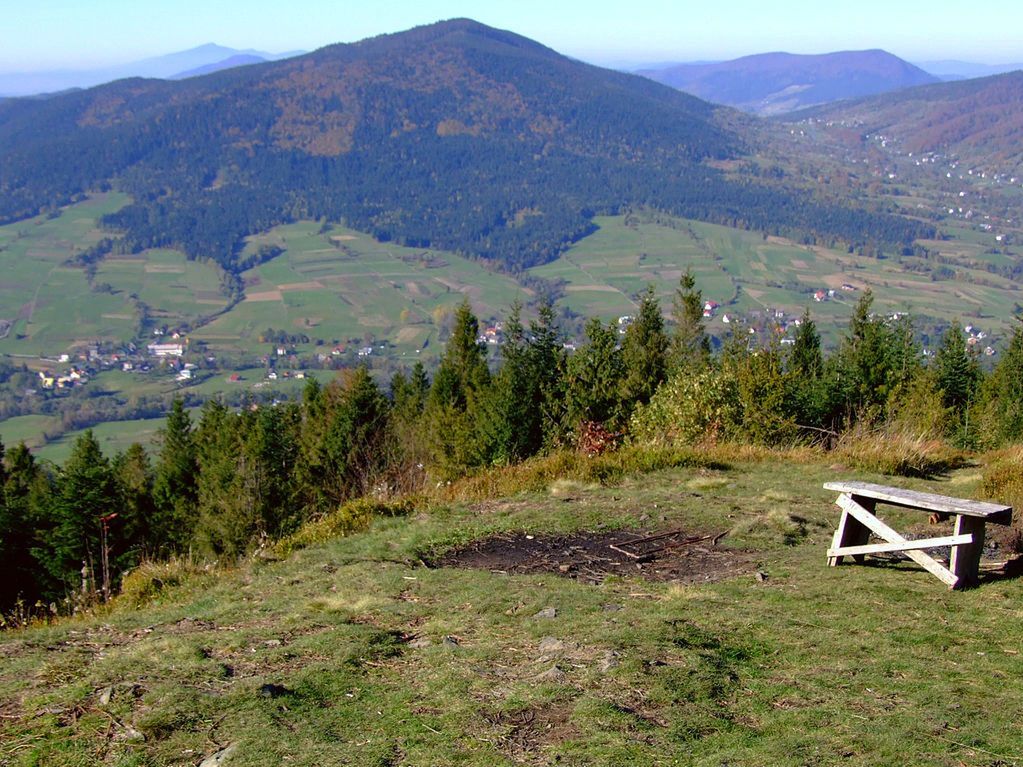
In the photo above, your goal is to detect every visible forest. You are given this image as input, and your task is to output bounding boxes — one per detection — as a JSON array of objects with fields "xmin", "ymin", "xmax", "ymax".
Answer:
[
  {"xmin": 0, "ymin": 19, "xmax": 935, "ymax": 278},
  {"xmin": 3, "ymin": 275, "xmax": 1021, "ymax": 617}
]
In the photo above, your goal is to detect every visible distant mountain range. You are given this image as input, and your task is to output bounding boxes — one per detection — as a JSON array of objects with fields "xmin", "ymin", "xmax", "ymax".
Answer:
[
  {"xmin": 914, "ymin": 60, "xmax": 1023, "ymax": 81},
  {"xmin": 638, "ymin": 50, "xmax": 939, "ymax": 115},
  {"xmin": 0, "ymin": 19, "xmax": 928, "ymax": 274},
  {"xmin": 0, "ymin": 44, "xmax": 301, "ymax": 97}
]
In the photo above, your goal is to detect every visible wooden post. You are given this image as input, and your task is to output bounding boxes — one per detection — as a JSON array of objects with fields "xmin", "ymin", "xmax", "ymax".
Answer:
[
  {"xmin": 828, "ymin": 494, "xmax": 874, "ymax": 566},
  {"xmin": 949, "ymin": 515, "xmax": 986, "ymax": 589}
]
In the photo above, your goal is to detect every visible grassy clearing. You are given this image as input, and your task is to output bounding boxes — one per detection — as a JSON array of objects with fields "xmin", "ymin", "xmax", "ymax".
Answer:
[{"xmin": 2, "ymin": 455, "xmax": 1022, "ymax": 766}]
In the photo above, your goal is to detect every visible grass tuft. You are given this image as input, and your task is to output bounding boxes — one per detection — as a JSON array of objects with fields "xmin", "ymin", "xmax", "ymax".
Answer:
[{"xmin": 831, "ymin": 425, "xmax": 966, "ymax": 478}]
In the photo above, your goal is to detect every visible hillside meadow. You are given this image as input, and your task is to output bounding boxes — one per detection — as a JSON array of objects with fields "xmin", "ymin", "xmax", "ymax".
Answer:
[{"xmin": 0, "ymin": 452, "xmax": 1020, "ymax": 766}]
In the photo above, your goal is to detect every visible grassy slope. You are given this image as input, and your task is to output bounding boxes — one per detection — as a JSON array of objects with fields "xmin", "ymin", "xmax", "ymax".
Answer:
[{"xmin": 2, "ymin": 457, "xmax": 1021, "ymax": 766}]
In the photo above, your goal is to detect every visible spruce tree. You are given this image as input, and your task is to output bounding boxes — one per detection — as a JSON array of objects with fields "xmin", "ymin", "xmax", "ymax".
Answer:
[
  {"xmin": 425, "ymin": 300, "xmax": 490, "ymax": 470},
  {"xmin": 976, "ymin": 325, "xmax": 1023, "ymax": 445},
  {"xmin": 39, "ymin": 431, "xmax": 117, "ymax": 599},
  {"xmin": 565, "ymin": 318, "xmax": 625, "ymax": 430},
  {"xmin": 934, "ymin": 322, "xmax": 981, "ymax": 415},
  {"xmin": 621, "ymin": 285, "xmax": 668, "ymax": 408},
  {"xmin": 477, "ymin": 302, "xmax": 540, "ymax": 463},
  {"xmin": 669, "ymin": 268, "xmax": 710, "ymax": 372},
  {"xmin": 112, "ymin": 443, "xmax": 156, "ymax": 562},
  {"xmin": 789, "ymin": 308, "xmax": 822, "ymax": 379},
  {"xmin": 152, "ymin": 398, "xmax": 198, "ymax": 552}
]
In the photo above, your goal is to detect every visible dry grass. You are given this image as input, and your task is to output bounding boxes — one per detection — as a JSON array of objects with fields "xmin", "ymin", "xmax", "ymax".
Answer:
[{"xmin": 831, "ymin": 425, "xmax": 966, "ymax": 478}]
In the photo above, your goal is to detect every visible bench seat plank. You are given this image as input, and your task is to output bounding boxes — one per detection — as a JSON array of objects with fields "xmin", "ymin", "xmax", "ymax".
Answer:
[{"xmin": 824, "ymin": 481, "xmax": 1011, "ymax": 524}]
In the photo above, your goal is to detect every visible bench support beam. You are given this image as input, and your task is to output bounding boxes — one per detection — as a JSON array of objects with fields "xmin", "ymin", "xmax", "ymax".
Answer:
[
  {"xmin": 832, "ymin": 493, "xmax": 961, "ymax": 589},
  {"xmin": 828, "ymin": 533, "xmax": 973, "ymax": 559}
]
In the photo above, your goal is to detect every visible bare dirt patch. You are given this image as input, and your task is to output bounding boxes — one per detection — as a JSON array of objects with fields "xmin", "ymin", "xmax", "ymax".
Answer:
[{"xmin": 432, "ymin": 529, "xmax": 753, "ymax": 585}]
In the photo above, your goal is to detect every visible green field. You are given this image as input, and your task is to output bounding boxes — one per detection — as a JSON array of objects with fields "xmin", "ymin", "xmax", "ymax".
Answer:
[
  {"xmin": 0, "ymin": 195, "xmax": 228, "ymax": 356},
  {"xmin": 31, "ymin": 417, "xmax": 169, "ymax": 464},
  {"xmin": 0, "ymin": 414, "xmax": 61, "ymax": 450},
  {"xmin": 192, "ymin": 222, "xmax": 529, "ymax": 357},
  {"xmin": 3, "ymin": 454, "xmax": 1022, "ymax": 765},
  {"xmin": 532, "ymin": 214, "xmax": 1023, "ymax": 346}
]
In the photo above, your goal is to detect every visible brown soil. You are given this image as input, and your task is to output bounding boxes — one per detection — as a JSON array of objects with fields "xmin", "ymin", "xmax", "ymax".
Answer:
[{"xmin": 432, "ymin": 529, "xmax": 754, "ymax": 585}]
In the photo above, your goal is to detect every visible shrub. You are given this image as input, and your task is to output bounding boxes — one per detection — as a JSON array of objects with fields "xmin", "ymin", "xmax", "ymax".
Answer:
[
  {"xmin": 117, "ymin": 557, "xmax": 215, "ymax": 609},
  {"xmin": 273, "ymin": 497, "xmax": 415, "ymax": 557},
  {"xmin": 630, "ymin": 367, "xmax": 740, "ymax": 447}
]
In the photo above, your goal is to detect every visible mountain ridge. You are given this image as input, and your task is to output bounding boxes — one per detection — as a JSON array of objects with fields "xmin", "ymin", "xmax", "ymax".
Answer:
[
  {"xmin": 639, "ymin": 50, "xmax": 939, "ymax": 115},
  {"xmin": 0, "ymin": 19, "xmax": 930, "ymax": 274}
]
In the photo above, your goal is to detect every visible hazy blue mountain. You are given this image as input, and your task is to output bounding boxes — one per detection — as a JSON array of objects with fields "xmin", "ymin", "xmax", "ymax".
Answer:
[
  {"xmin": 0, "ymin": 44, "xmax": 301, "ymax": 96},
  {"xmin": 171, "ymin": 54, "xmax": 268, "ymax": 79},
  {"xmin": 914, "ymin": 60, "xmax": 1023, "ymax": 81},
  {"xmin": 639, "ymin": 50, "xmax": 939, "ymax": 115}
]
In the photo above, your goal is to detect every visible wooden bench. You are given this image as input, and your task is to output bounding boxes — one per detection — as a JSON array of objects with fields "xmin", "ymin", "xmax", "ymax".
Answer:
[{"xmin": 824, "ymin": 481, "xmax": 1012, "ymax": 590}]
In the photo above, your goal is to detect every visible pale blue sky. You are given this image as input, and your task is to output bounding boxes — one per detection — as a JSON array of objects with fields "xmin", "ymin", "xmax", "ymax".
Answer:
[{"xmin": 2, "ymin": 0, "xmax": 1021, "ymax": 71}]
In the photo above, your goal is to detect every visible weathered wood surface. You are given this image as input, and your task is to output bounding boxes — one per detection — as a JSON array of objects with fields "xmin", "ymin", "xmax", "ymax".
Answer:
[
  {"xmin": 824, "ymin": 481, "xmax": 1012, "ymax": 524},
  {"xmin": 836, "ymin": 493, "xmax": 961, "ymax": 589},
  {"xmin": 827, "ymin": 497, "xmax": 873, "ymax": 566},
  {"xmin": 827, "ymin": 533, "xmax": 973, "ymax": 559},
  {"xmin": 949, "ymin": 515, "xmax": 987, "ymax": 588}
]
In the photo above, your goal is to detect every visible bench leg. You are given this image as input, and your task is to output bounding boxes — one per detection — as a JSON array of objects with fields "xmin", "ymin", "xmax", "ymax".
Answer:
[
  {"xmin": 828, "ymin": 497, "xmax": 874, "ymax": 566},
  {"xmin": 949, "ymin": 516, "xmax": 986, "ymax": 589}
]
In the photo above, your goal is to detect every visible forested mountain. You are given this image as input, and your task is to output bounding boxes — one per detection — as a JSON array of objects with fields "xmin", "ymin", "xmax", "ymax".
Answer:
[
  {"xmin": 791, "ymin": 70, "xmax": 1023, "ymax": 167},
  {"xmin": 0, "ymin": 19, "xmax": 929, "ymax": 275},
  {"xmin": 638, "ymin": 50, "xmax": 938, "ymax": 115}
]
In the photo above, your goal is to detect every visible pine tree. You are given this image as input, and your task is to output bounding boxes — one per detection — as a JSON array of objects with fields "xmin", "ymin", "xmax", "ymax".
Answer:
[
  {"xmin": 112, "ymin": 443, "xmax": 156, "ymax": 562},
  {"xmin": 425, "ymin": 300, "xmax": 490, "ymax": 470},
  {"xmin": 669, "ymin": 268, "xmax": 710, "ymax": 372},
  {"xmin": 39, "ymin": 431, "xmax": 117, "ymax": 599},
  {"xmin": 621, "ymin": 285, "xmax": 668, "ymax": 408},
  {"xmin": 152, "ymin": 398, "xmax": 198, "ymax": 552},
  {"xmin": 565, "ymin": 318, "xmax": 625, "ymax": 431},
  {"xmin": 934, "ymin": 322, "xmax": 981, "ymax": 415}
]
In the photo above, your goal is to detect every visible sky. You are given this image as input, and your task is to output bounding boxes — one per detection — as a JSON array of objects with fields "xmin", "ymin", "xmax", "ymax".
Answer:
[{"xmin": 1, "ymin": 0, "xmax": 1021, "ymax": 72}]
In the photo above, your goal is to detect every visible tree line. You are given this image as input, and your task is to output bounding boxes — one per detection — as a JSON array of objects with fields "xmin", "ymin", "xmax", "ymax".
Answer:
[{"xmin": 3, "ymin": 275, "xmax": 1020, "ymax": 615}]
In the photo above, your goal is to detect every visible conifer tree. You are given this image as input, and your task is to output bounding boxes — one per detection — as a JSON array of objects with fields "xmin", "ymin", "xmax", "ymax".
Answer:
[
  {"xmin": 315, "ymin": 367, "xmax": 389, "ymax": 507},
  {"xmin": 528, "ymin": 300, "xmax": 568, "ymax": 448},
  {"xmin": 975, "ymin": 325, "xmax": 1023, "ymax": 445},
  {"xmin": 112, "ymin": 443, "xmax": 156, "ymax": 561},
  {"xmin": 152, "ymin": 398, "xmax": 198, "ymax": 552},
  {"xmin": 789, "ymin": 308, "xmax": 822, "ymax": 379},
  {"xmin": 38, "ymin": 431, "xmax": 117, "ymax": 598},
  {"xmin": 565, "ymin": 318, "xmax": 625, "ymax": 430},
  {"xmin": 934, "ymin": 322, "xmax": 981, "ymax": 415},
  {"xmin": 669, "ymin": 268, "xmax": 710, "ymax": 372},
  {"xmin": 425, "ymin": 300, "xmax": 490, "ymax": 470},
  {"xmin": 477, "ymin": 302, "xmax": 540, "ymax": 463},
  {"xmin": 621, "ymin": 285, "xmax": 668, "ymax": 408}
]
